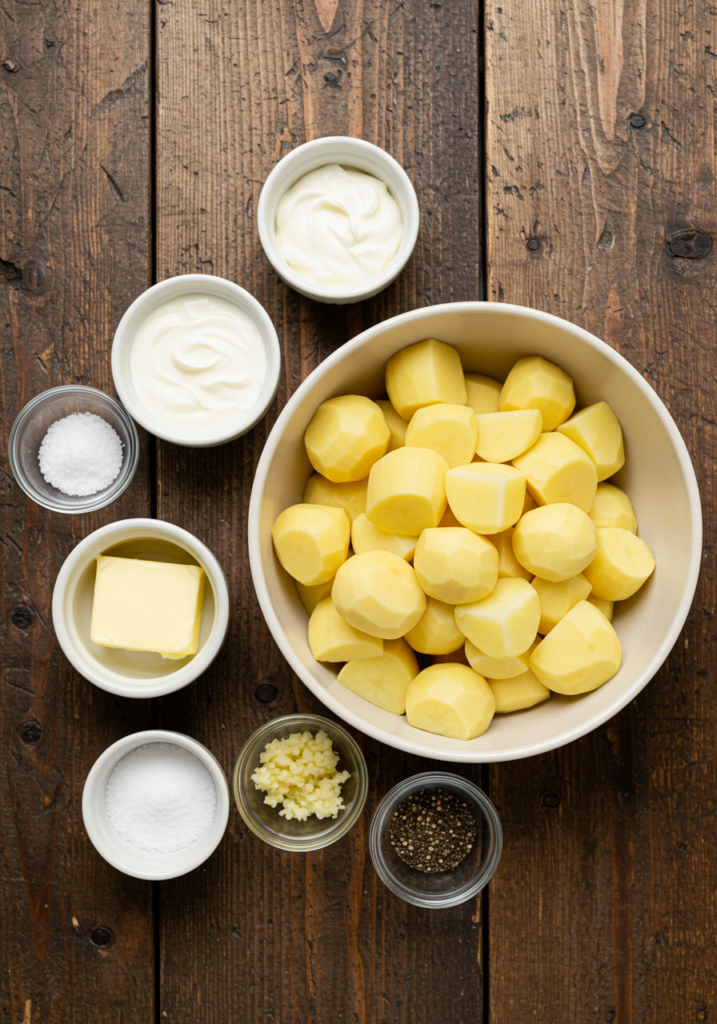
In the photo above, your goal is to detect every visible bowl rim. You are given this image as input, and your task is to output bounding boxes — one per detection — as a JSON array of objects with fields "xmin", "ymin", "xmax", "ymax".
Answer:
[
  {"xmin": 82, "ymin": 728, "xmax": 230, "ymax": 880},
  {"xmin": 248, "ymin": 300, "xmax": 703, "ymax": 763},
  {"xmin": 232, "ymin": 712, "xmax": 369, "ymax": 851},
  {"xmin": 7, "ymin": 384, "xmax": 140, "ymax": 514},
  {"xmin": 111, "ymin": 273, "xmax": 281, "ymax": 447},
  {"xmin": 52, "ymin": 517, "xmax": 230, "ymax": 698},
  {"xmin": 256, "ymin": 136, "xmax": 420, "ymax": 305}
]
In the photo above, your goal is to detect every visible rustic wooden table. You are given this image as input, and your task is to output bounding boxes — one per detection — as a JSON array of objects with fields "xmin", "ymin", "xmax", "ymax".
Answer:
[{"xmin": 2, "ymin": 0, "xmax": 715, "ymax": 1021}]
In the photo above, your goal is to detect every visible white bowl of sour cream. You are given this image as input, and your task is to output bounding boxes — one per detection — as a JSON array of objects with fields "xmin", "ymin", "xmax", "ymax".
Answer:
[
  {"xmin": 257, "ymin": 137, "xmax": 420, "ymax": 304},
  {"xmin": 112, "ymin": 275, "xmax": 281, "ymax": 447}
]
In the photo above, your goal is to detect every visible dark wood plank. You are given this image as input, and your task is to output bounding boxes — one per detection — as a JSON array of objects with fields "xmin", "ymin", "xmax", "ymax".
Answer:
[
  {"xmin": 486, "ymin": 1, "xmax": 717, "ymax": 1020},
  {"xmin": 0, "ymin": 1, "xmax": 155, "ymax": 1020},
  {"xmin": 156, "ymin": 1, "xmax": 483, "ymax": 1020}
]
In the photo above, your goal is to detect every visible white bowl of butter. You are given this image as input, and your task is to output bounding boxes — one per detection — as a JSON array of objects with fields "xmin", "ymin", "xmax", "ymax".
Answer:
[
  {"xmin": 112, "ymin": 275, "xmax": 281, "ymax": 447},
  {"xmin": 52, "ymin": 518, "xmax": 230, "ymax": 698},
  {"xmin": 257, "ymin": 137, "xmax": 420, "ymax": 304}
]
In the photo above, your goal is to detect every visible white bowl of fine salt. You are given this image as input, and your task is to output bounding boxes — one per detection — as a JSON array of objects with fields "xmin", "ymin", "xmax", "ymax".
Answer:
[{"xmin": 83, "ymin": 730, "xmax": 230, "ymax": 879}]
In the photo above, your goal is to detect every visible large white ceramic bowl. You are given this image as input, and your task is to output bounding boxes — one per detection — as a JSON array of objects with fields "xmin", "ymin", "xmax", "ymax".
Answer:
[{"xmin": 249, "ymin": 303, "xmax": 702, "ymax": 762}]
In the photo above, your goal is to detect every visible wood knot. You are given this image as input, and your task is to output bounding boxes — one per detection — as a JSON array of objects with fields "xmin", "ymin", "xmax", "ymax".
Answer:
[
  {"xmin": 89, "ymin": 926, "xmax": 113, "ymax": 948},
  {"xmin": 23, "ymin": 258, "xmax": 53, "ymax": 294},
  {"xmin": 629, "ymin": 112, "xmax": 645, "ymax": 129},
  {"xmin": 668, "ymin": 229, "xmax": 712, "ymax": 259},
  {"xmin": 526, "ymin": 238, "xmax": 540, "ymax": 252},
  {"xmin": 253, "ymin": 680, "xmax": 278, "ymax": 705},
  {"xmin": 11, "ymin": 603, "xmax": 35, "ymax": 630},
  {"xmin": 20, "ymin": 721, "xmax": 42, "ymax": 745},
  {"xmin": 540, "ymin": 789, "xmax": 561, "ymax": 809}
]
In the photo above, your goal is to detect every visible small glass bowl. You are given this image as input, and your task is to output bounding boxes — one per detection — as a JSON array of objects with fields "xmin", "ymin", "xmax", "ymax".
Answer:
[
  {"xmin": 369, "ymin": 772, "xmax": 503, "ymax": 909},
  {"xmin": 8, "ymin": 385, "xmax": 140, "ymax": 514},
  {"xmin": 233, "ymin": 713, "xmax": 368, "ymax": 851}
]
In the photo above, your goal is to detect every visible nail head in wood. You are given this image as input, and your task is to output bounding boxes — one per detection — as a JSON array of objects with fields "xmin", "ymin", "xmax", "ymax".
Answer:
[
  {"xmin": 540, "ymin": 789, "xmax": 561, "ymax": 809},
  {"xmin": 527, "ymin": 238, "xmax": 540, "ymax": 251},
  {"xmin": 253, "ymin": 681, "xmax": 278, "ymax": 705},
  {"xmin": 629, "ymin": 112, "xmax": 645, "ymax": 129},
  {"xmin": 11, "ymin": 603, "xmax": 35, "ymax": 629},
  {"xmin": 20, "ymin": 721, "xmax": 42, "ymax": 745},
  {"xmin": 23, "ymin": 259, "xmax": 53, "ymax": 294},
  {"xmin": 89, "ymin": 926, "xmax": 113, "ymax": 948},
  {"xmin": 668, "ymin": 229, "xmax": 712, "ymax": 259}
]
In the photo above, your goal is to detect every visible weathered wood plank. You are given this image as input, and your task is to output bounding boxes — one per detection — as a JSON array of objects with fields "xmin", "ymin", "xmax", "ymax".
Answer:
[
  {"xmin": 156, "ymin": 0, "xmax": 482, "ymax": 1020},
  {"xmin": 0, "ymin": 1, "xmax": 154, "ymax": 1020},
  {"xmin": 486, "ymin": 1, "xmax": 717, "ymax": 1020}
]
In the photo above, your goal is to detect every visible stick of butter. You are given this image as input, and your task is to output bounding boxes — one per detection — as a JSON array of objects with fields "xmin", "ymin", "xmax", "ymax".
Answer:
[{"xmin": 90, "ymin": 555, "xmax": 206, "ymax": 659}]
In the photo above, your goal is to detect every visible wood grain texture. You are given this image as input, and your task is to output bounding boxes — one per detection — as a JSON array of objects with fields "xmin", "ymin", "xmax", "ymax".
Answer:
[
  {"xmin": 0, "ymin": 0, "xmax": 154, "ymax": 1020},
  {"xmin": 486, "ymin": 1, "xmax": 717, "ymax": 1021},
  {"xmin": 155, "ymin": 0, "xmax": 482, "ymax": 1021}
]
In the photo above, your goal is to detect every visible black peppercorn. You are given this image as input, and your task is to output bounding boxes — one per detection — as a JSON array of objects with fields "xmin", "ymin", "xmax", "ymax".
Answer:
[{"xmin": 388, "ymin": 788, "xmax": 477, "ymax": 873}]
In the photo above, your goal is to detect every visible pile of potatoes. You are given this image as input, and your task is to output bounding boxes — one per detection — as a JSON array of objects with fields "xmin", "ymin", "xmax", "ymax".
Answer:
[{"xmin": 271, "ymin": 339, "xmax": 656, "ymax": 742}]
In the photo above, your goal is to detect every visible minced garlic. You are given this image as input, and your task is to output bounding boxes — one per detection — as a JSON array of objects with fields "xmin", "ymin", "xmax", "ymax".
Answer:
[{"xmin": 251, "ymin": 729, "xmax": 350, "ymax": 821}]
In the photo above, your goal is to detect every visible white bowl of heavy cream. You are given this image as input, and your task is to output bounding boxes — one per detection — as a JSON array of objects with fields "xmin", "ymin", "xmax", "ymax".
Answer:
[
  {"xmin": 257, "ymin": 137, "xmax": 420, "ymax": 304},
  {"xmin": 112, "ymin": 275, "xmax": 281, "ymax": 447}
]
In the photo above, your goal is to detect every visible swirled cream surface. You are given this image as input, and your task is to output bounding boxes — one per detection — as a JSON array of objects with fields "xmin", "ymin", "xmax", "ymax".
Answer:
[
  {"xmin": 275, "ymin": 164, "xmax": 403, "ymax": 289},
  {"xmin": 130, "ymin": 293, "xmax": 267, "ymax": 435}
]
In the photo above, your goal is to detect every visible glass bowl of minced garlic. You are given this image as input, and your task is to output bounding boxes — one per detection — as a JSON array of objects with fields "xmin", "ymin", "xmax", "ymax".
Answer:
[{"xmin": 233, "ymin": 713, "xmax": 368, "ymax": 851}]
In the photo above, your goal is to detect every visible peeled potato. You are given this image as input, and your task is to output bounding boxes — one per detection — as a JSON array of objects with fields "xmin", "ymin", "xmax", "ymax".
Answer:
[
  {"xmin": 512, "ymin": 432, "xmax": 598, "ymax": 512},
  {"xmin": 338, "ymin": 638, "xmax": 419, "ymax": 715},
  {"xmin": 589, "ymin": 482, "xmax": 637, "ymax": 533},
  {"xmin": 332, "ymin": 550, "xmax": 426, "ymax": 639},
  {"xmin": 296, "ymin": 577, "xmax": 334, "ymax": 615},
  {"xmin": 406, "ymin": 663, "xmax": 495, "ymax": 740},
  {"xmin": 376, "ymin": 399, "xmax": 408, "ymax": 452},
  {"xmin": 413, "ymin": 527, "xmax": 499, "ymax": 604},
  {"xmin": 465, "ymin": 638, "xmax": 539, "ymax": 679},
  {"xmin": 492, "ymin": 527, "xmax": 532, "ymax": 581},
  {"xmin": 500, "ymin": 355, "xmax": 575, "ymax": 431},
  {"xmin": 454, "ymin": 577, "xmax": 540, "ymax": 658},
  {"xmin": 445, "ymin": 462, "xmax": 526, "ymax": 534},
  {"xmin": 367, "ymin": 446, "xmax": 448, "ymax": 536},
  {"xmin": 304, "ymin": 395, "xmax": 389, "ymax": 483},
  {"xmin": 583, "ymin": 528, "xmax": 655, "ymax": 601},
  {"xmin": 464, "ymin": 372, "xmax": 502, "ymax": 415},
  {"xmin": 512, "ymin": 503, "xmax": 598, "ymax": 582},
  {"xmin": 404, "ymin": 597, "xmax": 466, "ymax": 654},
  {"xmin": 588, "ymin": 594, "xmax": 614, "ymax": 621},
  {"xmin": 530, "ymin": 600, "xmax": 621, "ymax": 694},
  {"xmin": 351, "ymin": 513, "xmax": 417, "ymax": 561},
  {"xmin": 272, "ymin": 504, "xmax": 350, "ymax": 586},
  {"xmin": 531, "ymin": 573, "xmax": 592, "ymax": 634},
  {"xmin": 489, "ymin": 669, "xmax": 550, "ymax": 713},
  {"xmin": 303, "ymin": 474, "xmax": 367, "ymax": 526},
  {"xmin": 405, "ymin": 403, "xmax": 478, "ymax": 468},
  {"xmin": 556, "ymin": 401, "xmax": 625, "ymax": 481},
  {"xmin": 308, "ymin": 597, "xmax": 384, "ymax": 662},
  {"xmin": 475, "ymin": 409, "xmax": 543, "ymax": 463},
  {"xmin": 386, "ymin": 338, "xmax": 467, "ymax": 419}
]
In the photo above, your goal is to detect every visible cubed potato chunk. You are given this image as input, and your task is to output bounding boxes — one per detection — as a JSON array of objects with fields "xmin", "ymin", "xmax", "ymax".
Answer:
[
  {"xmin": 464, "ymin": 373, "xmax": 502, "ymax": 415},
  {"xmin": 445, "ymin": 462, "xmax": 526, "ymax": 535},
  {"xmin": 531, "ymin": 573, "xmax": 592, "ymax": 634},
  {"xmin": 583, "ymin": 528, "xmax": 655, "ymax": 601},
  {"xmin": 406, "ymin": 664, "xmax": 495, "ymax": 740},
  {"xmin": 588, "ymin": 482, "xmax": 637, "ymax": 533},
  {"xmin": 404, "ymin": 597, "xmax": 466, "ymax": 654},
  {"xmin": 308, "ymin": 597, "xmax": 384, "ymax": 662},
  {"xmin": 464, "ymin": 638, "xmax": 539, "ymax": 679},
  {"xmin": 492, "ymin": 527, "xmax": 532, "ymax": 581},
  {"xmin": 500, "ymin": 355, "xmax": 575, "ymax": 431},
  {"xmin": 303, "ymin": 474, "xmax": 368, "ymax": 526},
  {"xmin": 351, "ymin": 513, "xmax": 417, "ymax": 561},
  {"xmin": 405, "ymin": 403, "xmax": 479, "ymax": 468},
  {"xmin": 304, "ymin": 395, "xmax": 390, "ymax": 483},
  {"xmin": 512, "ymin": 432, "xmax": 598, "ymax": 512},
  {"xmin": 332, "ymin": 550, "xmax": 426, "ymax": 639},
  {"xmin": 454, "ymin": 577, "xmax": 540, "ymax": 658},
  {"xmin": 475, "ymin": 409, "xmax": 543, "ymax": 463},
  {"xmin": 338, "ymin": 638, "xmax": 419, "ymax": 715},
  {"xmin": 376, "ymin": 399, "xmax": 408, "ymax": 452},
  {"xmin": 529, "ymin": 600, "xmax": 621, "ymax": 694},
  {"xmin": 272, "ymin": 504, "xmax": 350, "ymax": 586},
  {"xmin": 367, "ymin": 446, "xmax": 448, "ymax": 536},
  {"xmin": 512, "ymin": 503, "xmax": 598, "ymax": 582},
  {"xmin": 413, "ymin": 527, "xmax": 499, "ymax": 604},
  {"xmin": 296, "ymin": 577, "xmax": 334, "ymax": 615},
  {"xmin": 556, "ymin": 401, "xmax": 625, "ymax": 481},
  {"xmin": 386, "ymin": 339, "xmax": 467, "ymax": 420},
  {"xmin": 489, "ymin": 669, "xmax": 551, "ymax": 713},
  {"xmin": 588, "ymin": 594, "xmax": 614, "ymax": 621}
]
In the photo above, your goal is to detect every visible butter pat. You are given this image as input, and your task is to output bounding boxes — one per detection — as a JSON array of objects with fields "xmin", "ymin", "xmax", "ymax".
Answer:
[{"xmin": 90, "ymin": 555, "xmax": 206, "ymax": 659}]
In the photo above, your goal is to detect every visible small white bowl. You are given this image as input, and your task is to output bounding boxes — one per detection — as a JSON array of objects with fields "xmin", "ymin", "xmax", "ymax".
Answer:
[
  {"xmin": 52, "ymin": 518, "xmax": 230, "ymax": 698},
  {"xmin": 111, "ymin": 274, "xmax": 281, "ymax": 447},
  {"xmin": 82, "ymin": 730, "xmax": 230, "ymax": 880},
  {"xmin": 257, "ymin": 136, "xmax": 420, "ymax": 304}
]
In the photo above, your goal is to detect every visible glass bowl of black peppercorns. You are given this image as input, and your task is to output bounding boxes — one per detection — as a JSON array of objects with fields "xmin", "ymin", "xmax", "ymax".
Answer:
[{"xmin": 368, "ymin": 772, "xmax": 502, "ymax": 909}]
